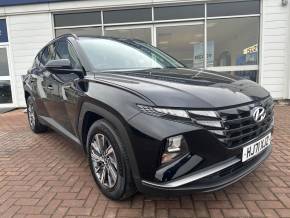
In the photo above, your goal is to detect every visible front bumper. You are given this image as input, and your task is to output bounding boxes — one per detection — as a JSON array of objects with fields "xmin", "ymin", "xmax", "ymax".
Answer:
[
  {"xmin": 139, "ymin": 145, "xmax": 271, "ymax": 194},
  {"xmin": 127, "ymin": 110, "xmax": 273, "ymax": 194}
]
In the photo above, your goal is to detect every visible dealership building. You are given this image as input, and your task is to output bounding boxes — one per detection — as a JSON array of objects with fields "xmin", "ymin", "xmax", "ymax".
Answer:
[{"xmin": 0, "ymin": 0, "xmax": 289, "ymax": 108}]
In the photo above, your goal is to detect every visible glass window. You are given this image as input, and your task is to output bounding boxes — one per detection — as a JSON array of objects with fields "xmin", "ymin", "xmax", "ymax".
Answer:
[
  {"xmin": 207, "ymin": 0, "xmax": 260, "ymax": 17},
  {"xmin": 54, "ymin": 40, "xmax": 81, "ymax": 70},
  {"xmin": 207, "ymin": 17, "xmax": 259, "ymax": 67},
  {"xmin": 0, "ymin": 80, "xmax": 12, "ymax": 104},
  {"xmin": 54, "ymin": 11, "xmax": 101, "ymax": 27},
  {"xmin": 0, "ymin": 48, "xmax": 9, "ymax": 76},
  {"xmin": 41, "ymin": 47, "xmax": 49, "ymax": 65},
  {"xmin": 0, "ymin": 19, "xmax": 8, "ymax": 43},
  {"xmin": 156, "ymin": 24, "xmax": 204, "ymax": 68},
  {"xmin": 222, "ymin": 70, "xmax": 258, "ymax": 82},
  {"xmin": 103, "ymin": 8, "xmax": 152, "ymax": 24},
  {"xmin": 33, "ymin": 54, "xmax": 40, "ymax": 68},
  {"xmin": 154, "ymin": 4, "xmax": 204, "ymax": 20},
  {"xmin": 40, "ymin": 45, "xmax": 55, "ymax": 66},
  {"xmin": 34, "ymin": 53, "xmax": 42, "ymax": 68},
  {"xmin": 79, "ymin": 38, "xmax": 184, "ymax": 72},
  {"xmin": 55, "ymin": 27, "xmax": 102, "ymax": 37},
  {"xmin": 105, "ymin": 28, "xmax": 151, "ymax": 44}
]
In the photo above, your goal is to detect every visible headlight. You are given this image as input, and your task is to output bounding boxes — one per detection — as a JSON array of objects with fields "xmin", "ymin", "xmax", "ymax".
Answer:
[
  {"xmin": 137, "ymin": 105, "xmax": 190, "ymax": 119},
  {"xmin": 195, "ymin": 120, "xmax": 222, "ymax": 128},
  {"xmin": 155, "ymin": 108, "xmax": 189, "ymax": 118},
  {"xmin": 188, "ymin": 110, "xmax": 218, "ymax": 118},
  {"xmin": 137, "ymin": 105, "xmax": 221, "ymax": 128}
]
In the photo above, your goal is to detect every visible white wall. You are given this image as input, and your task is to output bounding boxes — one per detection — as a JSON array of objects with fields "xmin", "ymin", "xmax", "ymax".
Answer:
[
  {"xmin": 7, "ymin": 13, "xmax": 53, "ymax": 107},
  {"xmin": 260, "ymin": 0, "xmax": 289, "ymax": 99}
]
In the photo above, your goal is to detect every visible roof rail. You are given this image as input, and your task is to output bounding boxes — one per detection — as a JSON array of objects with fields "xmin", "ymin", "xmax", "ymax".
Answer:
[{"xmin": 55, "ymin": 33, "xmax": 78, "ymax": 40}]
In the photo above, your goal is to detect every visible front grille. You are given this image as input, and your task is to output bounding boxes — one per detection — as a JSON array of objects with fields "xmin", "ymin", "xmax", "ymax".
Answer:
[{"xmin": 188, "ymin": 97, "xmax": 274, "ymax": 148}]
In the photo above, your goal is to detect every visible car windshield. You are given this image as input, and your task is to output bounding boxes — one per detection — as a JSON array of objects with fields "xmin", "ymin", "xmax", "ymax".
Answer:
[{"xmin": 79, "ymin": 37, "xmax": 184, "ymax": 72}]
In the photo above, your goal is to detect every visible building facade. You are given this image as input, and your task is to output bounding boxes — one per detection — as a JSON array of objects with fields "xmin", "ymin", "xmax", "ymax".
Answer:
[{"xmin": 0, "ymin": 0, "xmax": 289, "ymax": 108}]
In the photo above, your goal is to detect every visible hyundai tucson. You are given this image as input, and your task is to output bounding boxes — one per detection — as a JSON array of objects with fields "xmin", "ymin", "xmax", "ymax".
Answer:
[{"xmin": 23, "ymin": 34, "xmax": 274, "ymax": 200}]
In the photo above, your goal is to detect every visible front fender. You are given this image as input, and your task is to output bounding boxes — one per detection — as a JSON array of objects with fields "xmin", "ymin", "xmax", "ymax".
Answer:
[{"xmin": 77, "ymin": 101, "xmax": 142, "ymax": 182}]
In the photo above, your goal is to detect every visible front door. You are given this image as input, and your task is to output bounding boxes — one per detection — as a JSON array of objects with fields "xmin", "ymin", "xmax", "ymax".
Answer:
[
  {"xmin": 0, "ymin": 46, "xmax": 13, "ymax": 107},
  {"xmin": 39, "ymin": 43, "xmax": 70, "ymax": 130},
  {"xmin": 48, "ymin": 39, "xmax": 82, "ymax": 134}
]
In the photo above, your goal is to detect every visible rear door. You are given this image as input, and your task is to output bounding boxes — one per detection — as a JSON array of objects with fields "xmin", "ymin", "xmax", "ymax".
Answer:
[{"xmin": 29, "ymin": 48, "xmax": 51, "ymax": 118}]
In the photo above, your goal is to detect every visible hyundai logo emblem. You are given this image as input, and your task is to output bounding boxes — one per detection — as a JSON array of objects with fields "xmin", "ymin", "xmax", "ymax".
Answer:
[{"xmin": 252, "ymin": 106, "xmax": 266, "ymax": 122}]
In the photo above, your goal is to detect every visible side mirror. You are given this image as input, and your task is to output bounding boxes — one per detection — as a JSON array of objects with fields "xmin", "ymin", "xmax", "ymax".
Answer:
[
  {"xmin": 45, "ymin": 59, "xmax": 72, "ymax": 70},
  {"xmin": 45, "ymin": 59, "xmax": 84, "ymax": 78}
]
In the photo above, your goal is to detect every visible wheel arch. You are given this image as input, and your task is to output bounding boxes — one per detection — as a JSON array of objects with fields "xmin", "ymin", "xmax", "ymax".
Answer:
[{"xmin": 78, "ymin": 102, "xmax": 141, "ymax": 181}]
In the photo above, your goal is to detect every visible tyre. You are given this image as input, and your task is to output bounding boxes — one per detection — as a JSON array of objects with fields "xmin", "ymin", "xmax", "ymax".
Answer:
[
  {"xmin": 27, "ymin": 96, "xmax": 48, "ymax": 133},
  {"xmin": 87, "ymin": 119, "xmax": 136, "ymax": 200}
]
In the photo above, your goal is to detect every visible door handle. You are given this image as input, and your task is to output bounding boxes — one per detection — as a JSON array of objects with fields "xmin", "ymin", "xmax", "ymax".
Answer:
[{"xmin": 47, "ymin": 85, "xmax": 54, "ymax": 90}]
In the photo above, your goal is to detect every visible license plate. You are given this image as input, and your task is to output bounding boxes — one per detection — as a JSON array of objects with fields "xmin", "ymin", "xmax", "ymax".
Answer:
[{"xmin": 242, "ymin": 133, "xmax": 271, "ymax": 162}]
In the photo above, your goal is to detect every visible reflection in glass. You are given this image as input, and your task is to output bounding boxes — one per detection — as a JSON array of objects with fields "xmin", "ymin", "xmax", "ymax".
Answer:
[
  {"xmin": 0, "ymin": 81, "xmax": 12, "ymax": 104},
  {"xmin": 222, "ymin": 70, "xmax": 258, "ymax": 82},
  {"xmin": 79, "ymin": 38, "xmax": 184, "ymax": 72},
  {"xmin": 105, "ymin": 28, "xmax": 151, "ymax": 44},
  {"xmin": 55, "ymin": 27, "xmax": 102, "ymax": 37},
  {"xmin": 0, "ymin": 48, "xmax": 9, "ymax": 76},
  {"xmin": 156, "ymin": 24, "xmax": 204, "ymax": 68},
  {"xmin": 207, "ymin": 17, "xmax": 259, "ymax": 67}
]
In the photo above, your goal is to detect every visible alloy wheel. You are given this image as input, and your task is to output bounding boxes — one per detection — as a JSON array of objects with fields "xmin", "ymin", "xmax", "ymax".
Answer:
[{"xmin": 90, "ymin": 133, "xmax": 118, "ymax": 188}]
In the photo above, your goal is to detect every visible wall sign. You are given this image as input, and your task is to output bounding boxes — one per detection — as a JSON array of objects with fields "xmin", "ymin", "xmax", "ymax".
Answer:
[
  {"xmin": 243, "ymin": 44, "xmax": 258, "ymax": 55},
  {"xmin": 193, "ymin": 41, "xmax": 214, "ymax": 68},
  {"xmin": 0, "ymin": 19, "xmax": 8, "ymax": 43}
]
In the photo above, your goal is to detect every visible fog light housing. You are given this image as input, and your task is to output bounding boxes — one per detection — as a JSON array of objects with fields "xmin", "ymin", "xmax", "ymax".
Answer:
[{"xmin": 161, "ymin": 135, "xmax": 188, "ymax": 164}]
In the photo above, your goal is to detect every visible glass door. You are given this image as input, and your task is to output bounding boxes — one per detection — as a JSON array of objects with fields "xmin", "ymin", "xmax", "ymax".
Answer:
[{"xmin": 0, "ymin": 46, "xmax": 13, "ymax": 106}]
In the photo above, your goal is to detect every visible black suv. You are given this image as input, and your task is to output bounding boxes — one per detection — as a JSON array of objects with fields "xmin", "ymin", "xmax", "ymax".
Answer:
[{"xmin": 23, "ymin": 34, "xmax": 274, "ymax": 200}]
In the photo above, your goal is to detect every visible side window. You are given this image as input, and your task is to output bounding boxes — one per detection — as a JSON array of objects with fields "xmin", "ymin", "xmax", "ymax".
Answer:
[
  {"xmin": 54, "ymin": 40, "xmax": 81, "ymax": 70},
  {"xmin": 40, "ymin": 47, "xmax": 49, "ymax": 66},
  {"xmin": 40, "ymin": 45, "xmax": 55, "ymax": 66},
  {"xmin": 33, "ymin": 53, "xmax": 41, "ymax": 68}
]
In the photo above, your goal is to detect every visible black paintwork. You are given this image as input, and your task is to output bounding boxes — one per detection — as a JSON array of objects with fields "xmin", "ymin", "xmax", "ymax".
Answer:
[{"xmin": 23, "ymin": 35, "xmax": 273, "ymax": 194}]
